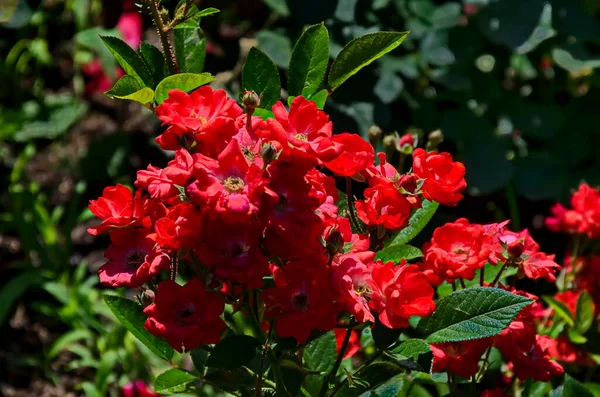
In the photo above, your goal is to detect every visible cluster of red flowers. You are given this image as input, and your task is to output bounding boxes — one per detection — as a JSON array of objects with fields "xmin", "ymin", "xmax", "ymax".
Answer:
[
  {"xmin": 546, "ymin": 183, "xmax": 600, "ymax": 238},
  {"xmin": 422, "ymin": 217, "xmax": 564, "ymax": 382},
  {"xmin": 88, "ymin": 87, "xmax": 467, "ymax": 352}
]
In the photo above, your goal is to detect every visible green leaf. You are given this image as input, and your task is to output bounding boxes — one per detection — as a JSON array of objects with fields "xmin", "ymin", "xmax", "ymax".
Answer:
[
  {"xmin": 543, "ymin": 296, "xmax": 575, "ymax": 327},
  {"xmin": 358, "ymin": 374, "xmax": 406, "ymax": 397},
  {"xmin": 154, "ymin": 73, "xmax": 215, "ymax": 104},
  {"xmin": 328, "ymin": 31, "xmax": 409, "ymax": 91},
  {"xmin": 375, "ymin": 244, "xmax": 422, "ymax": 262},
  {"xmin": 205, "ymin": 335, "xmax": 261, "ymax": 369},
  {"xmin": 568, "ymin": 328, "xmax": 587, "ymax": 344},
  {"xmin": 242, "ymin": 47, "xmax": 281, "ymax": 108},
  {"xmin": 196, "ymin": 7, "xmax": 219, "ymax": 17},
  {"xmin": 103, "ymin": 294, "xmax": 174, "ymax": 361},
  {"xmin": 515, "ymin": 3, "xmax": 556, "ymax": 54},
  {"xmin": 0, "ymin": 271, "xmax": 41, "ymax": 325},
  {"xmin": 140, "ymin": 42, "xmax": 168, "ymax": 87},
  {"xmin": 75, "ymin": 27, "xmax": 120, "ymax": 79},
  {"xmin": 288, "ymin": 23, "xmax": 330, "ymax": 97},
  {"xmin": 303, "ymin": 331, "xmax": 337, "ymax": 396},
  {"xmin": 47, "ymin": 329, "xmax": 92, "ymax": 360},
  {"xmin": 372, "ymin": 318, "xmax": 402, "ymax": 349},
  {"xmin": 174, "ymin": 18, "xmax": 206, "ymax": 74},
  {"xmin": 191, "ymin": 349, "xmax": 208, "ymax": 373},
  {"xmin": 552, "ymin": 48, "xmax": 600, "ymax": 74},
  {"xmin": 253, "ymin": 108, "xmax": 275, "ymax": 119},
  {"xmin": 105, "ymin": 75, "xmax": 155, "ymax": 104},
  {"xmin": 387, "ymin": 339, "xmax": 433, "ymax": 373},
  {"xmin": 303, "ymin": 331, "xmax": 337, "ymax": 373},
  {"xmin": 391, "ymin": 200, "xmax": 439, "ymax": 245},
  {"xmin": 335, "ymin": 361, "xmax": 403, "ymax": 397},
  {"xmin": 264, "ymin": 0, "xmax": 290, "ymax": 16},
  {"xmin": 310, "ymin": 89, "xmax": 328, "ymax": 109},
  {"xmin": 417, "ymin": 287, "xmax": 533, "ymax": 343},
  {"xmin": 99, "ymin": 35, "xmax": 154, "ymax": 87},
  {"xmin": 576, "ymin": 291, "xmax": 595, "ymax": 335},
  {"xmin": 555, "ymin": 375, "xmax": 595, "ymax": 397},
  {"xmin": 154, "ymin": 368, "xmax": 199, "ymax": 395}
]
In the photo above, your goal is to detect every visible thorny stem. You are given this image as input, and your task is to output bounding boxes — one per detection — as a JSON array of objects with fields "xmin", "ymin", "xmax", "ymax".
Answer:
[
  {"xmin": 346, "ymin": 177, "xmax": 364, "ymax": 234},
  {"xmin": 255, "ymin": 321, "xmax": 274, "ymax": 397},
  {"xmin": 329, "ymin": 350, "xmax": 383, "ymax": 397},
  {"xmin": 320, "ymin": 328, "xmax": 352, "ymax": 397},
  {"xmin": 144, "ymin": 0, "xmax": 179, "ymax": 75}
]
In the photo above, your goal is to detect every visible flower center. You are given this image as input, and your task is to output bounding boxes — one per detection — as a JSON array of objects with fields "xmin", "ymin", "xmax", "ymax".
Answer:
[
  {"xmin": 224, "ymin": 176, "xmax": 245, "ymax": 192},
  {"xmin": 292, "ymin": 292, "xmax": 309, "ymax": 311},
  {"xmin": 126, "ymin": 251, "xmax": 145, "ymax": 270},
  {"xmin": 294, "ymin": 133, "xmax": 308, "ymax": 141},
  {"xmin": 275, "ymin": 193, "xmax": 288, "ymax": 210},
  {"xmin": 177, "ymin": 303, "xmax": 197, "ymax": 325},
  {"xmin": 242, "ymin": 146, "xmax": 255, "ymax": 161}
]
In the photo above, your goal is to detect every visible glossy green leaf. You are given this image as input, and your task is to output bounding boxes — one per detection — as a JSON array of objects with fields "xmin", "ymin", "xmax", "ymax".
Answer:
[
  {"xmin": 242, "ymin": 47, "xmax": 281, "ymax": 108},
  {"xmin": 288, "ymin": 23, "xmax": 330, "ymax": 96},
  {"xmin": 310, "ymin": 89, "xmax": 328, "ymax": 109},
  {"xmin": 387, "ymin": 339, "xmax": 433, "ymax": 373},
  {"xmin": 303, "ymin": 331, "xmax": 337, "ymax": 396},
  {"xmin": 154, "ymin": 73, "xmax": 215, "ymax": 104},
  {"xmin": 140, "ymin": 42, "xmax": 168, "ymax": 87},
  {"xmin": 568, "ymin": 328, "xmax": 587, "ymax": 344},
  {"xmin": 196, "ymin": 7, "xmax": 219, "ymax": 17},
  {"xmin": 328, "ymin": 31, "xmax": 409, "ymax": 91},
  {"xmin": 376, "ymin": 244, "xmax": 423, "ymax": 262},
  {"xmin": 205, "ymin": 335, "xmax": 261, "ymax": 369},
  {"xmin": 105, "ymin": 75, "xmax": 154, "ymax": 104},
  {"xmin": 154, "ymin": 368, "xmax": 199, "ymax": 395},
  {"xmin": 543, "ymin": 296, "xmax": 575, "ymax": 327},
  {"xmin": 391, "ymin": 200, "xmax": 439, "ymax": 245},
  {"xmin": 358, "ymin": 374, "xmax": 406, "ymax": 397},
  {"xmin": 253, "ymin": 108, "xmax": 275, "ymax": 119},
  {"xmin": 174, "ymin": 18, "xmax": 206, "ymax": 74},
  {"xmin": 417, "ymin": 287, "xmax": 533, "ymax": 343},
  {"xmin": 103, "ymin": 294, "xmax": 174, "ymax": 361},
  {"xmin": 335, "ymin": 361, "xmax": 403, "ymax": 397},
  {"xmin": 576, "ymin": 291, "xmax": 595, "ymax": 335},
  {"xmin": 552, "ymin": 375, "xmax": 595, "ymax": 397},
  {"xmin": 99, "ymin": 35, "xmax": 154, "ymax": 87}
]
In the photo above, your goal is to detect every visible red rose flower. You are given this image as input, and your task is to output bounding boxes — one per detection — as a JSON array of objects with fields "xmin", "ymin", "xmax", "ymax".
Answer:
[
  {"xmin": 264, "ymin": 96, "xmax": 339, "ymax": 166},
  {"xmin": 334, "ymin": 328, "xmax": 361, "ymax": 360},
  {"xmin": 421, "ymin": 218, "xmax": 491, "ymax": 285},
  {"xmin": 546, "ymin": 184, "xmax": 600, "ymax": 238},
  {"xmin": 324, "ymin": 133, "xmax": 375, "ymax": 177},
  {"xmin": 144, "ymin": 278, "xmax": 226, "ymax": 352},
  {"xmin": 431, "ymin": 339, "xmax": 490, "ymax": 378},
  {"xmin": 330, "ymin": 254, "xmax": 375, "ymax": 323},
  {"xmin": 87, "ymin": 184, "xmax": 165, "ymax": 235},
  {"xmin": 263, "ymin": 261, "xmax": 337, "ymax": 343},
  {"xmin": 355, "ymin": 182, "xmax": 412, "ymax": 231},
  {"xmin": 122, "ymin": 381, "xmax": 159, "ymax": 397},
  {"xmin": 136, "ymin": 149, "xmax": 195, "ymax": 204},
  {"xmin": 98, "ymin": 228, "xmax": 170, "ymax": 287},
  {"xmin": 186, "ymin": 139, "xmax": 267, "ymax": 223},
  {"xmin": 412, "ymin": 148, "xmax": 466, "ymax": 206},
  {"xmin": 152, "ymin": 203, "xmax": 204, "ymax": 250},
  {"xmin": 480, "ymin": 389, "xmax": 508, "ymax": 397},
  {"xmin": 155, "ymin": 86, "xmax": 242, "ymax": 156},
  {"xmin": 546, "ymin": 336, "xmax": 593, "ymax": 366},
  {"xmin": 368, "ymin": 260, "xmax": 435, "ymax": 328}
]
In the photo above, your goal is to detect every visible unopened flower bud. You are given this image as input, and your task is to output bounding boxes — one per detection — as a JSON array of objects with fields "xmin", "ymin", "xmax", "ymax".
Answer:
[
  {"xmin": 326, "ymin": 230, "xmax": 344, "ymax": 257},
  {"xmin": 398, "ymin": 174, "xmax": 418, "ymax": 194},
  {"xmin": 140, "ymin": 289, "xmax": 155, "ymax": 306},
  {"xmin": 426, "ymin": 129, "xmax": 444, "ymax": 151},
  {"xmin": 383, "ymin": 134, "xmax": 397, "ymax": 159},
  {"xmin": 367, "ymin": 125, "xmax": 382, "ymax": 146},
  {"xmin": 399, "ymin": 133, "xmax": 414, "ymax": 148},
  {"xmin": 506, "ymin": 239, "xmax": 525, "ymax": 259},
  {"xmin": 261, "ymin": 143, "xmax": 277, "ymax": 165},
  {"xmin": 242, "ymin": 90, "xmax": 260, "ymax": 112}
]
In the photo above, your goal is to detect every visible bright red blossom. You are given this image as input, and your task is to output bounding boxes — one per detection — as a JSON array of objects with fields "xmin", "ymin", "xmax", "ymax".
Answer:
[
  {"xmin": 412, "ymin": 148, "xmax": 466, "ymax": 206},
  {"xmin": 355, "ymin": 182, "xmax": 412, "ymax": 231},
  {"xmin": 324, "ymin": 133, "xmax": 375, "ymax": 177},
  {"xmin": 368, "ymin": 260, "xmax": 435, "ymax": 328},
  {"xmin": 431, "ymin": 339, "xmax": 490, "ymax": 378},
  {"xmin": 144, "ymin": 279, "xmax": 226, "ymax": 352}
]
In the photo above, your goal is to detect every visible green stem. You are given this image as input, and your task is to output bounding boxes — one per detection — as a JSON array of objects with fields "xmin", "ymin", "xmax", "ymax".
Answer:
[
  {"xmin": 479, "ymin": 267, "xmax": 485, "ymax": 286},
  {"xmin": 569, "ymin": 235, "xmax": 582, "ymax": 287},
  {"xmin": 491, "ymin": 261, "xmax": 510, "ymax": 287},
  {"xmin": 145, "ymin": 0, "xmax": 179, "ymax": 75},
  {"xmin": 320, "ymin": 328, "xmax": 352, "ymax": 397}
]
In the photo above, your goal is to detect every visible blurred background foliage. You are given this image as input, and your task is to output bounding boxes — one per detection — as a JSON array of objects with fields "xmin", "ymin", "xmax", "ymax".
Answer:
[{"xmin": 1, "ymin": 0, "xmax": 600, "ymax": 395}]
